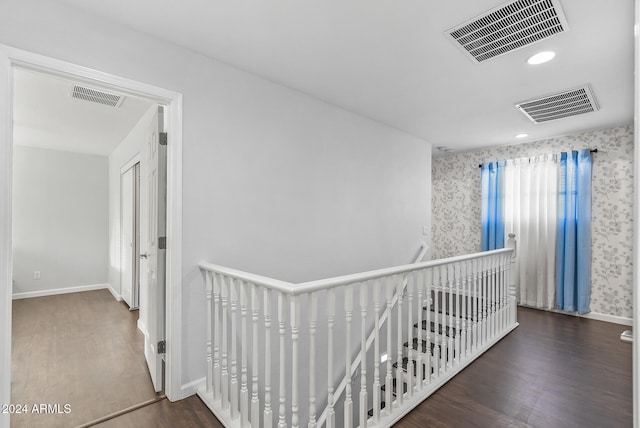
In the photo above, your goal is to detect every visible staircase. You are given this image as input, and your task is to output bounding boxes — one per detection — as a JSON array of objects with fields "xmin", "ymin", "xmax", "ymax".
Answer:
[
  {"xmin": 370, "ymin": 290, "xmax": 483, "ymax": 418},
  {"xmin": 198, "ymin": 235, "xmax": 517, "ymax": 428}
]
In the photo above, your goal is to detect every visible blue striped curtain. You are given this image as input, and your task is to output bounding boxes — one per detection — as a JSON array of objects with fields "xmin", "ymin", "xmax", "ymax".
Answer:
[
  {"xmin": 481, "ymin": 161, "xmax": 505, "ymax": 251},
  {"xmin": 555, "ymin": 150, "xmax": 592, "ymax": 313}
]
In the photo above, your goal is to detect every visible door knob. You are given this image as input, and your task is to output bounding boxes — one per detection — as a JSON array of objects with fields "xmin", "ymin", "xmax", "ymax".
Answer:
[{"xmin": 140, "ymin": 253, "xmax": 149, "ymax": 260}]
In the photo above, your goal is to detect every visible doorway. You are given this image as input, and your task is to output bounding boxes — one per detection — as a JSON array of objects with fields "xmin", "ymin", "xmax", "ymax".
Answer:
[{"xmin": 0, "ymin": 44, "xmax": 184, "ymax": 428}]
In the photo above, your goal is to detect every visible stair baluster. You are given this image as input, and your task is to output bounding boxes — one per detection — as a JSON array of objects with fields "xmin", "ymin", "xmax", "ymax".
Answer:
[
  {"xmin": 344, "ymin": 286, "xmax": 354, "ymax": 428},
  {"xmin": 359, "ymin": 283, "xmax": 368, "ymax": 428},
  {"xmin": 251, "ymin": 284, "xmax": 260, "ymax": 427},
  {"xmin": 385, "ymin": 276, "xmax": 394, "ymax": 413},
  {"xmin": 277, "ymin": 293, "xmax": 287, "ymax": 428},
  {"xmin": 291, "ymin": 295, "xmax": 300, "ymax": 428},
  {"xmin": 326, "ymin": 289, "xmax": 336, "ymax": 428},
  {"xmin": 230, "ymin": 278, "xmax": 239, "ymax": 419},
  {"xmin": 221, "ymin": 275, "xmax": 229, "ymax": 410},
  {"xmin": 453, "ymin": 263, "xmax": 461, "ymax": 366},
  {"xmin": 490, "ymin": 256, "xmax": 497, "ymax": 340},
  {"xmin": 416, "ymin": 270, "xmax": 424, "ymax": 391},
  {"xmin": 424, "ymin": 268, "xmax": 432, "ymax": 385},
  {"xmin": 406, "ymin": 272, "xmax": 414, "ymax": 398},
  {"xmin": 308, "ymin": 293, "xmax": 317, "ymax": 428},
  {"xmin": 213, "ymin": 273, "xmax": 221, "ymax": 402},
  {"xmin": 432, "ymin": 267, "xmax": 440, "ymax": 378},
  {"xmin": 240, "ymin": 281, "xmax": 249, "ymax": 428},
  {"xmin": 372, "ymin": 280, "xmax": 382, "ymax": 424},
  {"xmin": 396, "ymin": 275, "xmax": 404, "ymax": 407},
  {"xmin": 461, "ymin": 262, "xmax": 468, "ymax": 360},
  {"xmin": 447, "ymin": 264, "xmax": 454, "ymax": 369},
  {"xmin": 440, "ymin": 265, "xmax": 448, "ymax": 373},
  {"xmin": 264, "ymin": 289, "xmax": 273, "ymax": 428},
  {"xmin": 205, "ymin": 271, "xmax": 213, "ymax": 395}
]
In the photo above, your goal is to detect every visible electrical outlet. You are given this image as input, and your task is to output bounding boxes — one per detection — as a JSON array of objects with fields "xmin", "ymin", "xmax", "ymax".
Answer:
[
  {"xmin": 423, "ymin": 226, "xmax": 429, "ymax": 236},
  {"xmin": 33, "ymin": 271, "xmax": 41, "ymax": 280}
]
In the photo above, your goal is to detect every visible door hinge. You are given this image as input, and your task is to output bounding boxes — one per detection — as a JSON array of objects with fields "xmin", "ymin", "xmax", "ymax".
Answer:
[
  {"xmin": 159, "ymin": 132, "xmax": 168, "ymax": 146},
  {"xmin": 158, "ymin": 340, "xmax": 166, "ymax": 354},
  {"xmin": 158, "ymin": 236, "xmax": 166, "ymax": 250}
]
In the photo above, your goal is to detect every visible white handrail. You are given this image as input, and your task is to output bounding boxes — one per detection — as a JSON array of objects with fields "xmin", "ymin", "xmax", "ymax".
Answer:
[
  {"xmin": 316, "ymin": 243, "xmax": 428, "ymax": 427},
  {"xmin": 198, "ymin": 246, "xmax": 513, "ymax": 296}
]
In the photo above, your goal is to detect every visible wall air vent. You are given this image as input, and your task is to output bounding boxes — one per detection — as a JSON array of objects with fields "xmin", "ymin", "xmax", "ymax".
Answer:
[
  {"xmin": 446, "ymin": 0, "xmax": 569, "ymax": 63},
  {"xmin": 71, "ymin": 85, "xmax": 125, "ymax": 107},
  {"xmin": 515, "ymin": 85, "xmax": 599, "ymax": 123}
]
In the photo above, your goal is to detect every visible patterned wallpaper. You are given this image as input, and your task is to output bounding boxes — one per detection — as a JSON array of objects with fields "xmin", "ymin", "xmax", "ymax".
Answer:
[{"xmin": 432, "ymin": 125, "xmax": 634, "ymax": 318}]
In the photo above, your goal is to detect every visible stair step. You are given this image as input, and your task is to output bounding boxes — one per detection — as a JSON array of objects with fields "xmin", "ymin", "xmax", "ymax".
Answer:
[
  {"xmin": 423, "ymin": 307, "xmax": 476, "ymax": 321},
  {"xmin": 367, "ymin": 400, "xmax": 386, "ymax": 418},
  {"xmin": 404, "ymin": 338, "xmax": 455, "ymax": 359},
  {"xmin": 414, "ymin": 320, "xmax": 458, "ymax": 338},
  {"xmin": 424, "ymin": 290, "xmax": 484, "ymax": 320},
  {"xmin": 393, "ymin": 357, "xmax": 433, "ymax": 379},
  {"xmin": 380, "ymin": 377, "xmax": 407, "ymax": 396}
]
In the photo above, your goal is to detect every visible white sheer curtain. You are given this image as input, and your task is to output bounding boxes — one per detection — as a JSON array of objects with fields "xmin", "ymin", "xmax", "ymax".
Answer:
[{"xmin": 504, "ymin": 155, "xmax": 558, "ymax": 309}]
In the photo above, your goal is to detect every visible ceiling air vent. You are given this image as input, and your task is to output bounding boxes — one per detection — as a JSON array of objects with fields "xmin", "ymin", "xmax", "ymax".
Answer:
[
  {"xmin": 515, "ymin": 85, "xmax": 599, "ymax": 123},
  {"xmin": 71, "ymin": 85, "xmax": 125, "ymax": 107},
  {"xmin": 446, "ymin": 0, "xmax": 569, "ymax": 63}
]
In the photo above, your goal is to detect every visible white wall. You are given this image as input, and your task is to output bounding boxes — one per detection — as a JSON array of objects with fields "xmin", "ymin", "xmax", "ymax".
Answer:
[
  {"xmin": 0, "ymin": 0, "xmax": 432, "ymax": 392},
  {"xmin": 12, "ymin": 145, "xmax": 108, "ymax": 295}
]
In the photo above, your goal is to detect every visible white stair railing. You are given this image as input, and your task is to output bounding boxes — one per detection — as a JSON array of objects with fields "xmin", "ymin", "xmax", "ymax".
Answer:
[
  {"xmin": 316, "ymin": 243, "xmax": 428, "ymax": 427},
  {"xmin": 198, "ymin": 235, "xmax": 517, "ymax": 428}
]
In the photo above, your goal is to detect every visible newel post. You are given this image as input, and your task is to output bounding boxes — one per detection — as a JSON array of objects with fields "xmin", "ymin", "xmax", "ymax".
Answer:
[{"xmin": 506, "ymin": 233, "xmax": 517, "ymax": 325}]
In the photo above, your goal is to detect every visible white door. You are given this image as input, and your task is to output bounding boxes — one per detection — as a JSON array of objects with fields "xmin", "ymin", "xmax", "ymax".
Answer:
[
  {"xmin": 120, "ymin": 166, "xmax": 135, "ymax": 307},
  {"xmin": 121, "ymin": 163, "xmax": 140, "ymax": 309},
  {"xmin": 144, "ymin": 106, "xmax": 167, "ymax": 392}
]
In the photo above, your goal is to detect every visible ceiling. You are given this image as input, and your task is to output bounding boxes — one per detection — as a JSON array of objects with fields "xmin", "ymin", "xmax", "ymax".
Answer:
[
  {"xmin": 13, "ymin": 68, "xmax": 154, "ymax": 156},
  {"xmin": 52, "ymin": 0, "xmax": 634, "ymax": 154}
]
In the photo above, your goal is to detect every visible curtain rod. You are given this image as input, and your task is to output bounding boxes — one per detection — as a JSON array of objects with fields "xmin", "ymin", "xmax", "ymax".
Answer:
[{"xmin": 477, "ymin": 148, "xmax": 597, "ymax": 168}]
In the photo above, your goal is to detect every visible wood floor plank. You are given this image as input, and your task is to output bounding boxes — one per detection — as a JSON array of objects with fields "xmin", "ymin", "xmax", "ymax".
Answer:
[{"xmin": 11, "ymin": 289, "xmax": 159, "ymax": 428}]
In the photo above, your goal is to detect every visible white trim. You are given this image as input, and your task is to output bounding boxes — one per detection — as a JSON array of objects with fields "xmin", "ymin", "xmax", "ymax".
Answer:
[
  {"xmin": 12, "ymin": 283, "xmax": 111, "ymax": 300},
  {"xmin": 0, "ymin": 45, "xmax": 184, "ymax": 423},
  {"xmin": 0, "ymin": 47, "xmax": 12, "ymax": 428},
  {"xmin": 164, "ymin": 92, "xmax": 184, "ymax": 403},
  {"xmin": 582, "ymin": 311, "xmax": 633, "ymax": 326},
  {"xmin": 120, "ymin": 153, "xmax": 141, "ymax": 175},
  {"xmin": 181, "ymin": 377, "xmax": 205, "ymax": 400},
  {"xmin": 108, "ymin": 284, "xmax": 122, "ymax": 301},
  {"xmin": 137, "ymin": 318, "xmax": 147, "ymax": 336},
  {"xmin": 519, "ymin": 304, "xmax": 633, "ymax": 326}
]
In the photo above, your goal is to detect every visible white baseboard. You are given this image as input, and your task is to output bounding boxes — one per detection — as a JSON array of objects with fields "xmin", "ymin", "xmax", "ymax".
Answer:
[
  {"xmin": 180, "ymin": 377, "xmax": 205, "ymax": 400},
  {"xmin": 107, "ymin": 284, "xmax": 122, "ymax": 301},
  {"xmin": 582, "ymin": 311, "xmax": 633, "ymax": 326},
  {"xmin": 12, "ymin": 283, "xmax": 110, "ymax": 300},
  {"xmin": 137, "ymin": 319, "xmax": 147, "ymax": 336},
  {"xmin": 519, "ymin": 304, "xmax": 633, "ymax": 326}
]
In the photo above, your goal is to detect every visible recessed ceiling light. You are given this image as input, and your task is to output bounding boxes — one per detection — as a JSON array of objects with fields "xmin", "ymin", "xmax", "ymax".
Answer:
[
  {"xmin": 527, "ymin": 51, "xmax": 556, "ymax": 65},
  {"xmin": 515, "ymin": 133, "xmax": 528, "ymax": 139}
]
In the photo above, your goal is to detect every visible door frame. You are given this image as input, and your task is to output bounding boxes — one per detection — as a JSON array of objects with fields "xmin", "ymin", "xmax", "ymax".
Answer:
[{"xmin": 0, "ymin": 44, "xmax": 184, "ymax": 419}]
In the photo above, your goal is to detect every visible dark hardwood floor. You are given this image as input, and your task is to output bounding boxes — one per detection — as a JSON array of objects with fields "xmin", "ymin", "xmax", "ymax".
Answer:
[
  {"xmin": 395, "ymin": 307, "xmax": 633, "ymax": 428},
  {"xmin": 11, "ymin": 293, "xmax": 632, "ymax": 427},
  {"xmin": 94, "ymin": 396, "xmax": 224, "ymax": 428},
  {"xmin": 11, "ymin": 289, "xmax": 159, "ymax": 427}
]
